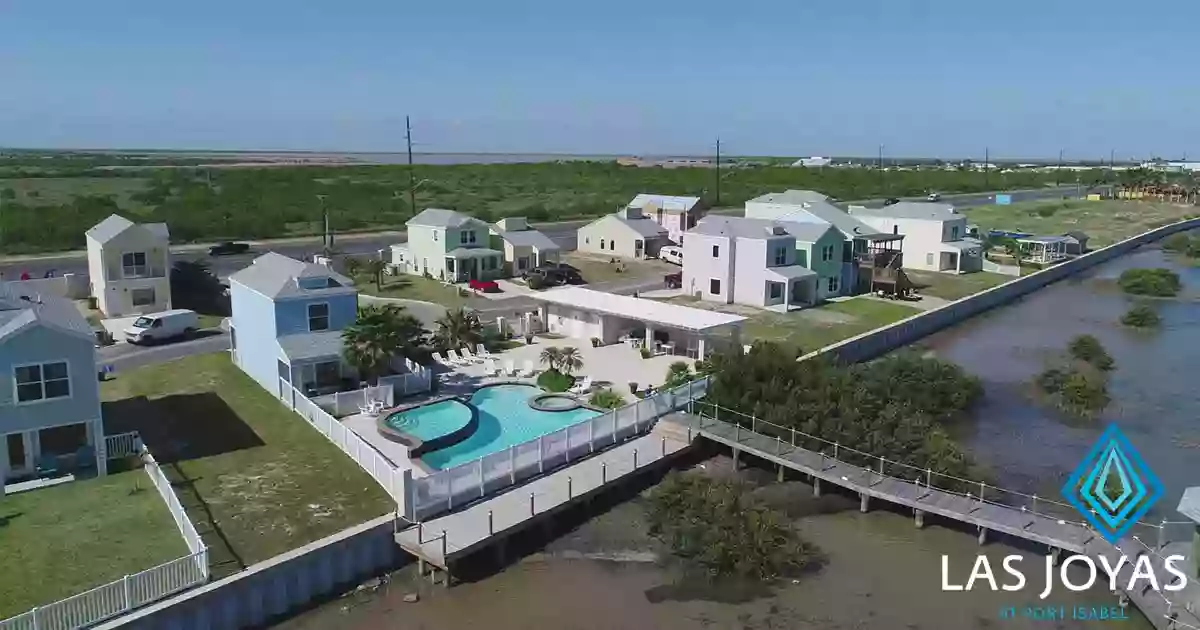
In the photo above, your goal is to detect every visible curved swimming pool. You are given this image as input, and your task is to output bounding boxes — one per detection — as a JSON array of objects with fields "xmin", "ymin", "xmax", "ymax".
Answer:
[
  {"xmin": 382, "ymin": 399, "xmax": 473, "ymax": 442},
  {"xmin": 420, "ymin": 383, "xmax": 602, "ymax": 470}
]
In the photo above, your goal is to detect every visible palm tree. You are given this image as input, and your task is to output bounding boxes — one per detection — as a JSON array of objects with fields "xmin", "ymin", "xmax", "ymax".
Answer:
[
  {"xmin": 539, "ymin": 346, "xmax": 563, "ymax": 372},
  {"xmin": 363, "ymin": 258, "xmax": 388, "ymax": 292},
  {"xmin": 342, "ymin": 255, "xmax": 364, "ymax": 278},
  {"xmin": 663, "ymin": 361, "xmax": 693, "ymax": 389},
  {"xmin": 342, "ymin": 305, "xmax": 429, "ymax": 383},
  {"xmin": 558, "ymin": 347, "xmax": 583, "ymax": 375},
  {"xmin": 435, "ymin": 307, "xmax": 483, "ymax": 351}
]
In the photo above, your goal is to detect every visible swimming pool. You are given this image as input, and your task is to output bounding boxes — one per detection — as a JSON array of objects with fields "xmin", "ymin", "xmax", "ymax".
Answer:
[
  {"xmin": 420, "ymin": 384, "xmax": 602, "ymax": 470},
  {"xmin": 383, "ymin": 399, "xmax": 472, "ymax": 442}
]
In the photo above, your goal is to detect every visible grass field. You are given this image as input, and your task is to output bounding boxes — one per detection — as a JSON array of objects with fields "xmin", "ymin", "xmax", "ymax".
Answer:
[
  {"xmin": 354, "ymin": 272, "xmax": 469, "ymax": 309},
  {"xmin": 905, "ymin": 270, "xmax": 1013, "ymax": 301},
  {"xmin": 0, "ymin": 177, "xmax": 151, "ymax": 211},
  {"xmin": 0, "ymin": 471, "xmax": 189, "ymax": 618},
  {"xmin": 561, "ymin": 252, "xmax": 677, "ymax": 284},
  {"xmin": 99, "ymin": 353, "xmax": 393, "ymax": 579},
  {"xmin": 964, "ymin": 199, "xmax": 1198, "ymax": 248}
]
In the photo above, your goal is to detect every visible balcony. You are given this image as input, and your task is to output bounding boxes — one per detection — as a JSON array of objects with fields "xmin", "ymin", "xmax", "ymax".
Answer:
[
  {"xmin": 855, "ymin": 250, "xmax": 903, "ymax": 269},
  {"xmin": 117, "ymin": 266, "xmax": 167, "ymax": 280}
]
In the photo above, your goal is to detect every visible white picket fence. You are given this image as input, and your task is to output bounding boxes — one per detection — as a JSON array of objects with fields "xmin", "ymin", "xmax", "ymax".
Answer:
[
  {"xmin": 310, "ymin": 385, "xmax": 395, "ymax": 417},
  {"xmin": 378, "ymin": 358, "xmax": 433, "ymax": 398},
  {"xmin": 103, "ymin": 431, "xmax": 141, "ymax": 459},
  {"xmin": 287, "ymin": 385, "xmax": 407, "ymax": 504},
  {"xmin": 0, "ymin": 450, "xmax": 209, "ymax": 630},
  {"xmin": 410, "ymin": 378, "xmax": 709, "ymax": 521}
]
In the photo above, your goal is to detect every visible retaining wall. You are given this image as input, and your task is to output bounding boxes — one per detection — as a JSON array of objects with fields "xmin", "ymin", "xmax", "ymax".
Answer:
[
  {"xmin": 94, "ymin": 514, "xmax": 401, "ymax": 630},
  {"xmin": 4, "ymin": 273, "xmax": 90, "ymax": 300},
  {"xmin": 805, "ymin": 217, "xmax": 1200, "ymax": 365}
]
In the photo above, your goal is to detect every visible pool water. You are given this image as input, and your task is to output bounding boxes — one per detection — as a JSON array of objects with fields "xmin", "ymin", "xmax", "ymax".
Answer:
[
  {"xmin": 420, "ymin": 384, "xmax": 602, "ymax": 470},
  {"xmin": 384, "ymin": 400, "xmax": 472, "ymax": 442}
]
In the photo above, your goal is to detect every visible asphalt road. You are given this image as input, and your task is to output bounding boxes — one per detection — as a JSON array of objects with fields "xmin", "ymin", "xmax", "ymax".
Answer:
[
  {"xmin": 0, "ymin": 185, "xmax": 1083, "ymax": 281},
  {"xmin": 96, "ymin": 330, "xmax": 230, "ymax": 373}
]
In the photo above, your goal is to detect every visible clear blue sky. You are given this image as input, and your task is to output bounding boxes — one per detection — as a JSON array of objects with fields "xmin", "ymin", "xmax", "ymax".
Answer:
[{"xmin": 2, "ymin": 0, "xmax": 1197, "ymax": 159}]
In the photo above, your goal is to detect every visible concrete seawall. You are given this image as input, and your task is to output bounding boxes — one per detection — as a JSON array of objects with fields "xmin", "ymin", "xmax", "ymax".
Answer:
[{"xmin": 802, "ymin": 216, "xmax": 1200, "ymax": 365}]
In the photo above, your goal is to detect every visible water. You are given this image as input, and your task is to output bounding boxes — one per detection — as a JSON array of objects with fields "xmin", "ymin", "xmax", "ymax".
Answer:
[
  {"xmin": 421, "ymin": 384, "xmax": 601, "ymax": 470},
  {"xmin": 383, "ymin": 400, "xmax": 472, "ymax": 442},
  {"xmin": 923, "ymin": 243, "xmax": 1200, "ymax": 515}
]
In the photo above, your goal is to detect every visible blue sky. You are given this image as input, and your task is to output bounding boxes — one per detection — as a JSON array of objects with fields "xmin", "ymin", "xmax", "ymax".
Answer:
[{"xmin": 1, "ymin": 0, "xmax": 1196, "ymax": 158}]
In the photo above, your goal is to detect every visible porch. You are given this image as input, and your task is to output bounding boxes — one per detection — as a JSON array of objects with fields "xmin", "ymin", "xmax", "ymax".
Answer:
[
  {"xmin": 1017, "ymin": 236, "xmax": 1070, "ymax": 265},
  {"xmin": 2, "ymin": 418, "xmax": 111, "ymax": 489},
  {"xmin": 276, "ymin": 331, "xmax": 356, "ymax": 398},
  {"xmin": 937, "ymin": 240, "xmax": 983, "ymax": 273},
  {"xmin": 444, "ymin": 247, "xmax": 505, "ymax": 283},
  {"xmin": 764, "ymin": 265, "xmax": 818, "ymax": 311}
]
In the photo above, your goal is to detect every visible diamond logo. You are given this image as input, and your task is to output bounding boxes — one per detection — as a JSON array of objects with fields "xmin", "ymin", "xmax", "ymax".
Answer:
[{"xmin": 1062, "ymin": 424, "xmax": 1163, "ymax": 544}]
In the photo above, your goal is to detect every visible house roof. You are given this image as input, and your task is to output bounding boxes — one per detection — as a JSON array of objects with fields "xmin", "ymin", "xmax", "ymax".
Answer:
[
  {"xmin": 1178, "ymin": 487, "xmax": 1200, "ymax": 524},
  {"xmin": 1018, "ymin": 235, "xmax": 1071, "ymax": 244},
  {"xmin": 780, "ymin": 221, "xmax": 839, "ymax": 243},
  {"xmin": 628, "ymin": 194, "xmax": 702, "ymax": 214},
  {"xmin": 747, "ymin": 189, "xmax": 832, "ymax": 206},
  {"xmin": 446, "ymin": 247, "xmax": 504, "ymax": 259},
  {"xmin": 1063, "ymin": 231, "xmax": 1090, "ymax": 241},
  {"xmin": 493, "ymin": 227, "xmax": 560, "ymax": 250},
  {"xmin": 228, "ymin": 252, "xmax": 355, "ymax": 299},
  {"xmin": 407, "ymin": 208, "xmax": 482, "ymax": 229},
  {"xmin": 85, "ymin": 214, "xmax": 170, "ymax": 244},
  {"xmin": 530, "ymin": 287, "xmax": 745, "ymax": 332},
  {"xmin": 748, "ymin": 190, "xmax": 890, "ymax": 240},
  {"xmin": 851, "ymin": 202, "xmax": 962, "ymax": 221},
  {"xmin": 0, "ymin": 282, "xmax": 94, "ymax": 342},
  {"xmin": 689, "ymin": 216, "xmax": 789, "ymax": 240},
  {"xmin": 765, "ymin": 265, "xmax": 817, "ymax": 280},
  {"xmin": 277, "ymin": 330, "xmax": 345, "ymax": 362}
]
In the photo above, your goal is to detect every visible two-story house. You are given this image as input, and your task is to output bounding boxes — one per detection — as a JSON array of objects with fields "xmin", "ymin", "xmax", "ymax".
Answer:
[
  {"xmin": 228, "ymin": 253, "xmax": 359, "ymax": 399},
  {"xmin": 626, "ymin": 194, "xmax": 706, "ymax": 244},
  {"xmin": 488, "ymin": 217, "xmax": 561, "ymax": 275},
  {"xmin": 85, "ymin": 214, "xmax": 172, "ymax": 317},
  {"xmin": 576, "ymin": 206, "xmax": 670, "ymax": 260},
  {"xmin": 847, "ymin": 202, "xmax": 982, "ymax": 273},
  {"xmin": 682, "ymin": 216, "xmax": 818, "ymax": 310},
  {"xmin": 390, "ymin": 208, "xmax": 505, "ymax": 282},
  {"xmin": 745, "ymin": 190, "xmax": 905, "ymax": 295},
  {"xmin": 0, "ymin": 283, "xmax": 106, "ymax": 487}
]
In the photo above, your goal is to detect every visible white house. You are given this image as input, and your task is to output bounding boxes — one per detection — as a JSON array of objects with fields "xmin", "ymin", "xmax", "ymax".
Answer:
[
  {"xmin": 847, "ymin": 202, "xmax": 982, "ymax": 273},
  {"xmin": 681, "ymin": 216, "xmax": 820, "ymax": 310},
  {"xmin": 85, "ymin": 214, "xmax": 172, "ymax": 317},
  {"xmin": 791, "ymin": 156, "xmax": 832, "ymax": 168},
  {"xmin": 576, "ymin": 206, "xmax": 669, "ymax": 260},
  {"xmin": 625, "ymin": 194, "xmax": 706, "ymax": 244},
  {"xmin": 390, "ymin": 208, "xmax": 505, "ymax": 282},
  {"xmin": 489, "ymin": 217, "xmax": 561, "ymax": 275}
]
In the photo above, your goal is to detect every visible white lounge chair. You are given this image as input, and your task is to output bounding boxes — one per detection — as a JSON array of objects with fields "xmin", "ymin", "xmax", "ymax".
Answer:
[
  {"xmin": 504, "ymin": 359, "xmax": 518, "ymax": 376},
  {"xmin": 433, "ymin": 352, "xmax": 453, "ymax": 366},
  {"xmin": 447, "ymin": 349, "xmax": 469, "ymax": 365},
  {"xmin": 568, "ymin": 376, "xmax": 592, "ymax": 395},
  {"xmin": 522, "ymin": 360, "xmax": 536, "ymax": 378},
  {"xmin": 476, "ymin": 343, "xmax": 492, "ymax": 358},
  {"xmin": 486, "ymin": 358, "xmax": 502, "ymax": 377},
  {"xmin": 462, "ymin": 346, "xmax": 483, "ymax": 363},
  {"xmin": 358, "ymin": 399, "xmax": 386, "ymax": 417}
]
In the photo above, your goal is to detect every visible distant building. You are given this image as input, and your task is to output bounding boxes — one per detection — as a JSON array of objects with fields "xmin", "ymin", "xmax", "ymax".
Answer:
[
  {"xmin": 847, "ymin": 203, "xmax": 982, "ymax": 274},
  {"xmin": 392, "ymin": 208, "xmax": 505, "ymax": 282},
  {"xmin": 791, "ymin": 156, "xmax": 832, "ymax": 168},
  {"xmin": 85, "ymin": 214, "xmax": 172, "ymax": 317},
  {"xmin": 576, "ymin": 206, "xmax": 669, "ymax": 260},
  {"xmin": 625, "ymin": 194, "xmax": 707, "ymax": 244}
]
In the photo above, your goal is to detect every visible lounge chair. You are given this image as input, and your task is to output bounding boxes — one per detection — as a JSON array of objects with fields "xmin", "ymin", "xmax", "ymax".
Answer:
[
  {"xmin": 462, "ymin": 346, "xmax": 482, "ymax": 363},
  {"xmin": 433, "ymin": 352, "xmax": 453, "ymax": 366},
  {"xmin": 447, "ymin": 349, "xmax": 469, "ymax": 365},
  {"xmin": 522, "ymin": 360, "xmax": 536, "ymax": 377},
  {"xmin": 36, "ymin": 454, "xmax": 59, "ymax": 478},
  {"xmin": 476, "ymin": 344, "xmax": 492, "ymax": 358},
  {"xmin": 486, "ymin": 358, "xmax": 502, "ymax": 377},
  {"xmin": 504, "ymin": 359, "xmax": 518, "ymax": 377},
  {"xmin": 568, "ymin": 376, "xmax": 593, "ymax": 395}
]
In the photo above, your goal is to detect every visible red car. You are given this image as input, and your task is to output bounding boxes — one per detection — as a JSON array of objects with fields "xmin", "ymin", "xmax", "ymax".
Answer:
[{"xmin": 468, "ymin": 279, "xmax": 500, "ymax": 293}]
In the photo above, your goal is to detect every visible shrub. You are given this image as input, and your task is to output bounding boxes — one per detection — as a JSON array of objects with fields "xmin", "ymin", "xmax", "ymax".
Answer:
[
  {"xmin": 1120, "ymin": 304, "xmax": 1161, "ymax": 328},
  {"xmin": 1057, "ymin": 369, "xmax": 1111, "ymax": 418},
  {"xmin": 1118, "ymin": 268, "xmax": 1181, "ymax": 297},
  {"xmin": 536, "ymin": 369, "xmax": 574, "ymax": 392},
  {"xmin": 1035, "ymin": 205, "xmax": 1059, "ymax": 217},
  {"xmin": 1162, "ymin": 233, "xmax": 1193, "ymax": 252},
  {"xmin": 1067, "ymin": 334, "xmax": 1114, "ymax": 371},
  {"xmin": 1036, "ymin": 367, "xmax": 1068, "ymax": 393},
  {"xmin": 639, "ymin": 347, "xmax": 652, "ymax": 359},
  {"xmin": 645, "ymin": 473, "xmax": 822, "ymax": 580},
  {"xmin": 588, "ymin": 389, "xmax": 625, "ymax": 409}
]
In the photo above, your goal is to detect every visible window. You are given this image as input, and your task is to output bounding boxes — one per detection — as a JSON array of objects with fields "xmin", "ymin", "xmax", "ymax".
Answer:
[
  {"xmin": 433, "ymin": 231, "xmax": 439, "ymax": 242},
  {"xmin": 39, "ymin": 423, "xmax": 87, "ymax": 457},
  {"xmin": 820, "ymin": 245, "xmax": 835, "ymax": 262},
  {"xmin": 131, "ymin": 287, "xmax": 156, "ymax": 306},
  {"xmin": 307, "ymin": 303, "xmax": 330, "ymax": 332},
  {"xmin": 460, "ymin": 230, "xmax": 476, "ymax": 245},
  {"xmin": 517, "ymin": 257, "xmax": 529, "ymax": 270},
  {"xmin": 122, "ymin": 252, "xmax": 148, "ymax": 277},
  {"xmin": 600, "ymin": 239, "xmax": 606, "ymax": 249},
  {"xmin": 951, "ymin": 226, "xmax": 960, "ymax": 239},
  {"xmin": 14, "ymin": 361, "xmax": 70, "ymax": 403},
  {"xmin": 769, "ymin": 283, "xmax": 783, "ymax": 299},
  {"xmin": 926, "ymin": 253, "xmax": 934, "ymax": 266},
  {"xmin": 893, "ymin": 225, "xmax": 899, "ymax": 234},
  {"xmin": 610, "ymin": 240, "xmax": 616, "ymax": 251},
  {"xmin": 826, "ymin": 276, "xmax": 840, "ymax": 293},
  {"xmin": 709, "ymin": 278, "xmax": 721, "ymax": 294},
  {"xmin": 712, "ymin": 245, "xmax": 720, "ymax": 257},
  {"xmin": 773, "ymin": 246, "xmax": 787, "ymax": 266}
]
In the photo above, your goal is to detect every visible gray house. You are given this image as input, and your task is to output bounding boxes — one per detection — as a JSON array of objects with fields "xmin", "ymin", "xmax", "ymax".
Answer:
[
  {"xmin": 576, "ymin": 206, "xmax": 670, "ymax": 260},
  {"xmin": 0, "ymin": 283, "xmax": 107, "ymax": 487}
]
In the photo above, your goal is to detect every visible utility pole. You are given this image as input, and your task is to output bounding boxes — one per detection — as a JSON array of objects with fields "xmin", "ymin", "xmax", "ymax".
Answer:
[
  {"xmin": 1056, "ymin": 149, "xmax": 1063, "ymax": 187},
  {"xmin": 316, "ymin": 194, "xmax": 329, "ymax": 250},
  {"xmin": 878, "ymin": 144, "xmax": 885, "ymax": 194},
  {"xmin": 406, "ymin": 116, "xmax": 417, "ymax": 218},
  {"xmin": 714, "ymin": 137, "xmax": 721, "ymax": 207},
  {"xmin": 984, "ymin": 147, "xmax": 990, "ymax": 189}
]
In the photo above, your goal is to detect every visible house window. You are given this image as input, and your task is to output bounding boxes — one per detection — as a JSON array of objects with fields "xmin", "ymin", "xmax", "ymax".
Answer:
[
  {"xmin": 951, "ymin": 226, "xmax": 960, "ymax": 239},
  {"xmin": 446, "ymin": 259, "xmax": 456, "ymax": 274},
  {"xmin": 39, "ymin": 423, "xmax": 87, "ymax": 457},
  {"xmin": 518, "ymin": 257, "xmax": 529, "ymax": 270},
  {"xmin": 893, "ymin": 225, "xmax": 899, "ymax": 234},
  {"xmin": 769, "ymin": 283, "xmax": 783, "ymax": 299},
  {"xmin": 433, "ymin": 231, "xmax": 439, "ymax": 242},
  {"xmin": 600, "ymin": 239, "xmax": 606, "ymax": 249},
  {"xmin": 773, "ymin": 247, "xmax": 787, "ymax": 266},
  {"xmin": 307, "ymin": 303, "xmax": 330, "ymax": 332},
  {"xmin": 826, "ymin": 276, "xmax": 839, "ymax": 293},
  {"xmin": 460, "ymin": 230, "xmax": 476, "ymax": 245},
  {"xmin": 926, "ymin": 253, "xmax": 934, "ymax": 266},
  {"xmin": 131, "ymin": 287, "xmax": 156, "ymax": 306},
  {"xmin": 821, "ymin": 245, "xmax": 835, "ymax": 262},
  {"xmin": 712, "ymin": 245, "xmax": 720, "ymax": 257},
  {"xmin": 610, "ymin": 240, "xmax": 616, "ymax": 251},
  {"xmin": 14, "ymin": 361, "xmax": 70, "ymax": 403},
  {"xmin": 709, "ymin": 278, "xmax": 721, "ymax": 295},
  {"xmin": 122, "ymin": 252, "xmax": 148, "ymax": 277}
]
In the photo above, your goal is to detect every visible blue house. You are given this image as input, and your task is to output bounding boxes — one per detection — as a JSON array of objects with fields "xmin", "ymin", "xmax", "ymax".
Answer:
[
  {"xmin": 0, "ymin": 283, "xmax": 106, "ymax": 487},
  {"xmin": 228, "ymin": 253, "xmax": 359, "ymax": 400}
]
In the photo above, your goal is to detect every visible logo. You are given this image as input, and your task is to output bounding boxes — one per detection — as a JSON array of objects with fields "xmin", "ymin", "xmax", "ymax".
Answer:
[{"xmin": 1061, "ymin": 424, "xmax": 1163, "ymax": 544}]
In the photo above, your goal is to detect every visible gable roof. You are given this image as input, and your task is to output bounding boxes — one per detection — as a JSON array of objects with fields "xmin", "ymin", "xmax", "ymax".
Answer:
[
  {"xmin": 747, "ymin": 189, "xmax": 832, "ymax": 206},
  {"xmin": 86, "ymin": 214, "xmax": 169, "ymax": 244},
  {"xmin": 1063, "ymin": 230, "xmax": 1090, "ymax": 241},
  {"xmin": 690, "ymin": 216, "xmax": 790, "ymax": 240},
  {"xmin": 582, "ymin": 213, "xmax": 669, "ymax": 239},
  {"xmin": 407, "ymin": 208, "xmax": 483, "ymax": 229},
  {"xmin": 0, "ymin": 282, "xmax": 94, "ymax": 342},
  {"xmin": 748, "ymin": 190, "xmax": 889, "ymax": 240},
  {"xmin": 628, "ymin": 194, "xmax": 702, "ymax": 213},
  {"xmin": 492, "ymin": 226, "xmax": 560, "ymax": 250},
  {"xmin": 228, "ymin": 252, "xmax": 355, "ymax": 299},
  {"xmin": 850, "ymin": 202, "xmax": 962, "ymax": 221}
]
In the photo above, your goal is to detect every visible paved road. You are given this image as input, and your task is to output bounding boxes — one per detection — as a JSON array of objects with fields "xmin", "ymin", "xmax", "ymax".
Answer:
[
  {"xmin": 96, "ymin": 330, "xmax": 229, "ymax": 373},
  {"xmin": 0, "ymin": 186, "xmax": 1085, "ymax": 281}
]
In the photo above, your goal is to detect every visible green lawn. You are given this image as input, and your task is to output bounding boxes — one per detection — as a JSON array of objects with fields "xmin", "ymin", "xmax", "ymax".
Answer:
[
  {"xmin": 0, "ymin": 471, "xmax": 189, "ymax": 618},
  {"xmin": 196, "ymin": 313, "xmax": 225, "ymax": 329},
  {"xmin": 741, "ymin": 298, "xmax": 922, "ymax": 352},
  {"xmin": 353, "ymin": 272, "xmax": 469, "ymax": 309},
  {"xmin": 561, "ymin": 252, "xmax": 676, "ymax": 284},
  {"xmin": 904, "ymin": 270, "xmax": 1013, "ymax": 301},
  {"xmin": 964, "ymin": 199, "xmax": 1198, "ymax": 248},
  {"xmin": 100, "ymin": 353, "xmax": 393, "ymax": 579}
]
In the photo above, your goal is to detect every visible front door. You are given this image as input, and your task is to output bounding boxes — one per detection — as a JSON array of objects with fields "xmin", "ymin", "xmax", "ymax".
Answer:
[
  {"xmin": 7, "ymin": 433, "xmax": 31, "ymax": 477},
  {"xmin": 634, "ymin": 240, "xmax": 644, "ymax": 259}
]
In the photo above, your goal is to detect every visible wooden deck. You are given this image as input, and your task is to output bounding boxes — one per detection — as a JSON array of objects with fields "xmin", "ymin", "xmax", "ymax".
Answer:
[{"xmin": 674, "ymin": 411, "xmax": 1200, "ymax": 630}]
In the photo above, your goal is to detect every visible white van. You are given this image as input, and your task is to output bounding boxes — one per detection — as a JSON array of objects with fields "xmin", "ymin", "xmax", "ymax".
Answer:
[
  {"xmin": 659, "ymin": 246, "xmax": 684, "ymax": 266},
  {"xmin": 124, "ymin": 309, "xmax": 200, "ymax": 345}
]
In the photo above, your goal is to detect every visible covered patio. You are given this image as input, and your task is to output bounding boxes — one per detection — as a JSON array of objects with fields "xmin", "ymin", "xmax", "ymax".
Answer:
[
  {"xmin": 765, "ymin": 265, "xmax": 817, "ymax": 311},
  {"xmin": 937, "ymin": 240, "xmax": 983, "ymax": 273},
  {"xmin": 276, "ymin": 331, "xmax": 355, "ymax": 397},
  {"xmin": 444, "ymin": 247, "xmax": 505, "ymax": 282},
  {"xmin": 1017, "ymin": 236, "xmax": 1070, "ymax": 265},
  {"xmin": 527, "ymin": 287, "xmax": 746, "ymax": 360}
]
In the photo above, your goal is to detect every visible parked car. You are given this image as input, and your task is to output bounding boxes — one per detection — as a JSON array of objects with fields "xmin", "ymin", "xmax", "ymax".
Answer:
[
  {"xmin": 123, "ymin": 309, "xmax": 199, "ymax": 345},
  {"xmin": 468, "ymin": 279, "xmax": 500, "ymax": 293},
  {"xmin": 658, "ymin": 245, "xmax": 683, "ymax": 266},
  {"xmin": 926, "ymin": 192, "xmax": 942, "ymax": 202},
  {"xmin": 883, "ymin": 197, "xmax": 901, "ymax": 206},
  {"xmin": 209, "ymin": 241, "xmax": 250, "ymax": 256},
  {"xmin": 524, "ymin": 263, "xmax": 583, "ymax": 287},
  {"xmin": 664, "ymin": 272, "xmax": 682, "ymax": 289}
]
